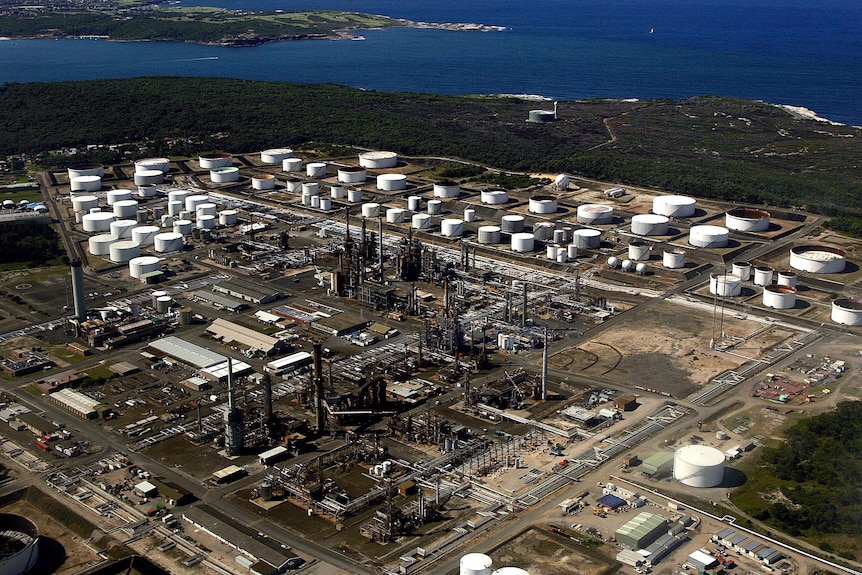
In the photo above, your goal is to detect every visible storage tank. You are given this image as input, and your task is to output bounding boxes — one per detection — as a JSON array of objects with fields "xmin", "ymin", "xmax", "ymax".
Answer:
[
  {"xmin": 511, "ymin": 232, "xmax": 535, "ymax": 253},
  {"xmin": 160, "ymin": 215, "xmax": 174, "ymax": 228},
  {"xmin": 653, "ymin": 195, "xmax": 696, "ymax": 217},
  {"xmin": 621, "ymin": 259, "xmax": 634, "ymax": 272},
  {"xmin": 260, "ymin": 148, "xmax": 293, "ymax": 164},
  {"xmin": 725, "ymin": 207, "xmax": 770, "ymax": 232},
  {"xmin": 110, "ymin": 240, "xmax": 141, "ymax": 263},
  {"xmin": 386, "ymin": 208, "xmax": 406, "ymax": 223},
  {"xmin": 412, "ymin": 213, "xmax": 431, "ymax": 230},
  {"xmin": 150, "ymin": 290, "xmax": 167, "ymax": 308},
  {"xmin": 558, "ymin": 250, "xmax": 568, "ymax": 264},
  {"xmin": 110, "ymin": 219, "xmax": 137, "ymax": 239},
  {"xmin": 88, "ymin": 234, "xmax": 117, "ymax": 256},
  {"xmin": 106, "ymin": 189, "xmax": 132, "ymax": 205},
  {"xmin": 567, "ymin": 244, "xmax": 578, "ymax": 259},
  {"xmin": 636, "ymin": 262, "xmax": 647, "ymax": 275},
  {"xmin": 478, "ymin": 225, "xmax": 501, "ymax": 244},
  {"xmin": 628, "ymin": 240, "xmax": 651, "ymax": 261},
  {"xmin": 197, "ymin": 215, "xmax": 216, "ymax": 229},
  {"xmin": 302, "ymin": 182, "xmax": 320, "ymax": 196},
  {"xmin": 329, "ymin": 185, "xmax": 345, "ymax": 200},
  {"xmin": 776, "ymin": 271, "xmax": 797, "ymax": 287},
  {"xmin": 546, "ymin": 245, "xmax": 559, "ymax": 260},
  {"xmin": 689, "ymin": 225, "xmax": 729, "ymax": 248},
  {"xmin": 68, "ymin": 162, "xmax": 104, "ymax": 178},
  {"xmin": 662, "ymin": 249, "xmax": 686, "ymax": 269},
  {"xmin": 709, "ymin": 273, "xmax": 742, "ymax": 297},
  {"xmin": 173, "ymin": 220, "xmax": 193, "ymax": 235},
  {"xmin": 631, "ymin": 214, "xmax": 669, "ymax": 236},
  {"xmin": 441, "ymin": 219, "xmax": 464, "ymax": 237},
  {"xmin": 607, "ymin": 256, "xmax": 619, "ymax": 269},
  {"xmin": 500, "ymin": 215, "xmax": 525, "ymax": 234},
  {"xmin": 434, "ymin": 181, "xmax": 460, "ymax": 198},
  {"xmin": 554, "ymin": 173, "xmax": 570, "ymax": 191},
  {"xmin": 378, "ymin": 174, "xmax": 408, "ymax": 191},
  {"xmin": 789, "ymin": 245, "xmax": 846, "ymax": 274},
  {"xmin": 199, "ymin": 153, "xmax": 232, "ymax": 169},
  {"xmin": 553, "ymin": 229, "xmax": 566, "ymax": 244},
  {"xmin": 306, "ymin": 162, "xmax": 327, "ymax": 178},
  {"xmin": 361, "ymin": 203, "xmax": 381, "ymax": 218},
  {"xmin": 210, "ymin": 166, "xmax": 239, "ymax": 183},
  {"xmin": 134, "ymin": 169, "xmax": 164, "ymax": 186},
  {"xmin": 573, "ymin": 228, "xmax": 601, "ymax": 249},
  {"xmin": 132, "ymin": 225, "xmax": 160, "ymax": 246},
  {"xmin": 138, "ymin": 185, "xmax": 158, "ymax": 198},
  {"xmin": 464, "ymin": 208, "xmax": 476, "ymax": 223},
  {"xmin": 112, "ymin": 199, "xmax": 139, "ymax": 219},
  {"xmin": 252, "ymin": 174, "xmax": 277, "ymax": 190},
  {"xmin": 832, "ymin": 298, "xmax": 862, "ymax": 326},
  {"xmin": 753, "ymin": 266, "xmax": 774, "ymax": 286},
  {"xmin": 492, "ymin": 568, "xmax": 529, "ymax": 575},
  {"xmin": 72, "ymin": 195, "xmax": 99, "ymax": 213},
  {"xmin": 481, "ymin": 190, "xmax": 509, "ymax": 205},
  {"xmin": 460, "ymin": 553, "xmax": 493, "ymax": 575},
  {"xmin": 219, "ymin": 210, "xmax": 238, "ymax": 226},
  {"xmin": 529, "ymin": 195, "xmax": 558, "ymax": 214},
  {"xmin": 196, "ymin": 203, "xmax": 218, "ymax": 218},
  {"xmin": 407, "ymin": 196, "xmax": 422, "ymax": 211},
  {"xmin": 283, "ymin": 158, "xmax": 303, "ymax": 172},
  {"xmin": 70, "ymin": 175, "xmax": 101, "ymax": 192},
  {"xmin": 286, "ymin": 180, "xmax": 302, "ymax": 193},
  {"xmin": 319, "ymin": 197, "xmax": 332, "ymax": 211},
  {"xmin": 82, "ymin": 212, "xmax": 115, "ymax": 232},
  {"xmin": 732, "ymin": 261, "xmax": 752, "ymax": 281},
  {"xmin": 427, "ymin": 199, "xmax": 442, "ymax": 215},
  {"xmin": 0, "ymin": 514, "xmax": 40, "ymax": 575},
  {"xmin": 167, "ymin": 201, "xmax": 183, "ymax": 216},
  {"xmin": 359, "ymin": 151, "xmax": 398, "ymax": 169},
  {"xmin": 577, "ymin": 204, "xmax": 613, "ymax": 224},
  {"xmin": 310, "ymin": 196, "xmax": 321, "ymax": 209},
  {"xmin": 347, "ymin": 189, "xmax": 362, "ymax": 203},
  {"xmin": 338, "ymin": 166, "xmax": 367, "ymax": 183},
  {"xmin": 155, "ymin": 295, "xmax": 173, "ymax": 313},
  {"xmin": 674, "ymin": 445, "xmax": 725, "ymax": 488},
  {"xmin": 135, "ymin": 157, "xmax": 170, "ymax": 174},
  {"xmin": 185, "ymin": 195, "xmax": 209, "ymax": 212},
  {"xmin": 533, "ymin": 222, "xmax": 555, "ymax": 241},
  {"xmin": 168, "ymin": 190, "xmax": 188, "ymax": 203},
  {"xmin": 763, "ymin": 285, "xmax": 797, "ymax": 309},
  {"xmin": 154, "ymin": 232, "xmax": 184, "ymax": 253}
]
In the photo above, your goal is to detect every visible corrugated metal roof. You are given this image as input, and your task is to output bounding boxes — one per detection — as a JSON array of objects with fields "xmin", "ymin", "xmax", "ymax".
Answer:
[{"xmin": 150, "ymin": 336, "xmax": 226, "ymax": 369}]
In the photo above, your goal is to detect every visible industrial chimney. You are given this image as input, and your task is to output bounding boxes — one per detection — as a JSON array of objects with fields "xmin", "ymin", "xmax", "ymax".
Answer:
[
  {"xmin": 224, "ymin": 358, "xmax": 244, "ymax": 456},
  {"xmin": 70, "ymin": 258, "xmax": 86, "ymax": 322},
  {"xmin": 313, "ymin": 343, "xmax": 326, "ymax": 434}
]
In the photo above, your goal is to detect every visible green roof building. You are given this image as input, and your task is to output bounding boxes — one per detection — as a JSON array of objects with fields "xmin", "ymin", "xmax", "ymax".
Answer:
[
  {"xmin": 642, "ymin": 451, "xmax": 675, "ymax": 476},
  {"xmin": 615, "ymin": 512, "xmax": 668, "ymax": 550}
]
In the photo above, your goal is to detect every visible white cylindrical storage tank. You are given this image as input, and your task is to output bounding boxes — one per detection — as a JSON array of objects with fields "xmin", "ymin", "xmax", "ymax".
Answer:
[
  {"xmin": 725, "ymin": 207, "xmax": 770, "ymax": 232},
  {"xmin": 359, "ymin": 151, "xmax": 398, "ymax": 169},
  {"xmin": 412, "ymin": 213, "xmax": 431, "ymax": 230},
  {"xmin": 546, "ymin": 244, "xmax": 559, "ymax": 260},
  {"xmin": 72, "ymin": 195, "xmax": 99, "ymax": 213},
  {"xmin": 329, "ymin": 185, "xmax": 345, "ymax": 199},
  {"xmin": 219, "ymin": 210, "xmax": 238, "ymax": 226},
  {"xmin": 832, "ymin": 298, "xmax": 862, "ymax": 326},
  {"xmin": 112, "ymin": 199, "xmax": 139, "ymax": 219},
  {"xmin": 573, "ymin": 228, "xmax": 601, "ymax": 249},
  {"xmin": 577, "ymin": 204, "xmax": 613, "ymax": 224},
  {"xmin": 252, "ymin": 174, "xmax": 277, "ymax": 190},
  {"xmin": 302, "ymin": 182, "xmax": 320, "ymax": 196},
  {"xmin": 150, "ymin": 290, "xmax": 167, "ymax": 308},
  {"xmin": 481, "ymin": 190, "xmax": 508, "ymax": 205},
  {"xmin": 167, "ymin": 201, "xmax": 183, "ymax": 216},
  {"xmin": 709, "ymin": 273, "xmax": 742, "ymax": 297},
  {"xmin": 427, "ymin": 199, "xmax": 442, "ymax": 215},
  {"xmin": 89, "ymin": 207, "xmax": 101, "ymax": 214},
  {"xmin": 636, "ymin": 262, "xmax": 647, "ymax": 275},
  {"xmin": 306, "ymin": 162, "xmax": 327, "ymax": 178},
  {"xmin": 689, "ymin": 225, "xmax": 729, "ymax": 248},
  {"xmin": 533, "ymin": 222, "xmax": 555, "ymax": 241},
  {"xmin": 477, "ymin": 226, "xmax": 501, "ymax": 244},
  {"xmin": 70, "ymin": 175, "xmax": 101, "ymax": 192},
  {"xmin": 463, "ymin": 208, "xmax": 476, "ymax": 223},
  {"xmin": 210, "ymin": 166, "xmax": 239, "ymax": 183},
  {"xmin": 567, "ymin": 244, "xmax": 578, "ymax": 259},
  {"xmin": 173, "ymin": 220, "xmax": 193, "ymax": 235},
  {"xmin": 68, "ymin": 163, "xmax": 104, "ymax": 178},
  {"xmin": 621, "ymin": 259, "xmax": 634, "ymax": 272},
  {"xmin": 732, "ymin": 261, "xmax": 752, "ymax": 281},
  {"xmin": 135, "ymin": 157, "xmax": 170, "ymax": 174},
  {"xmin": 631, "ymin": 214, "xmax": 670, "ymax": 236},
  {"xmin": 460, "ymin": 553, "xmax": 493, "ymax": 575},
  {"xmin": 553, "ymin": 229, "xmax": 566, "ymax": 244},
  {"xmin": 129, "ymin": 256, "xmax": 161, "ymax": 279},
  {"xmin": 168, "ymin": 190, "xmax": 188, "ymax": 203},
  {"xmin": 261, "ymin": 148, "xmax": 293, "ymax": 164},
  {"xmin": 407, "ymin": 196, "xmax": 422, "ymax": 211},
  {"xmin": 198, "ymin": 153, "xmax": 232, "ymax": 169},
  {"xmin": 434, "ymin": 181, "xmax": 460, "ymax": 198},
  {"xmin": 134, "ymin": 169, "xmax": 164, "ymax": 186},
  {"xmin": 82, "ymin": 212, "xmax": 115, "ymax": 232},
  {"xmin": 155, "ymin": 295, "xmax": 173, "ymax": 313},
  {"xmin": 197, "ymin": 215, "xmax": 216, "ymax": 229},
  {"xmin": 441, "ymin": 219, "xmax": 464, "ymax": 237},
  {"xmin": 378, "ymin": 174, "xmax": 408, "ymax": 191},
  {"xmin": 88, "ymin": 234, "xmax": 117, "ymax": 256},
  {"xmin": 106, "ymin": 189, "xmax": 132, "ymax": 205},
  {"xmin": 511, "ymin": 232, "xmax": 535, "ymax": 253},
  {"xmin": 789, "ymin": 245, "xmax": 846, "ymax": 274},
  {"xmin": 320, "ymin": 197, "xmax": 332, "ymax": 211},
  {"xmin": 763, "ymin": 285, "xmax": 797, "ymax": 309},
  {"xmin": 135, "ymin": 209, "xmax": 148, "ymax": 223},
  {"xmin": 110, "ymin": 240, "xmax": 140, "ymax": 263},
  {"xmin": 110, "ymin": 219, "xmax": 137, "ymax": 239},
  {"xmin": 150, "ymin": 206, "xmax": 163, "ymax": 220},
  {"xmin": 529, "ymin": 195, "xmax": 558, "ymax": 214},
  {"xmin": 160, "ymin": 215, "xmax": 174, "ymax": 228},
  {"xmin": 283, "ymin": 158, "xmax": 303, "ymax": 172},
  {"xmin": 196, "ymin": 203, "xmax": 218, "ymax": 217},
  {"xmin": 674, "ymin": 445, "xmax": 725, "ymax": 488},
  {"xmin": 361, "ymin": 203, "xmax": 381, "ymax": 218},
  {"xmin": 492, "ymin": 568, "xmax": 529, "ymax": 575},
  {"xmin": 557, "ymin": 250, "xmax": 568, "ymax": 264},
  {"xmin": 286, "ymin": 180, "xmax": 302, "ymax": 193},
  {"xmin": 338, "ymin": 166, "xmax": 367, "ymax": 183},
  {"xmin": 185, "ymin": 195, "xmax": 209, "ymax": 213},
  {"xmin": 310, "ymin": 195, "xmax": 320, "ymax": 209},
  {"xmin": 154, "ymin": 232, "xmax": 184, "ymax": 253},
  {"xmin": 347, "ymin": 189, "xmax": 362, "ymax": 203},
  {"xmin": 554, "ymin": 173, "xmax": 570, "ymax": 190},
  {"xmin": 753, "ymin": 266, "xmax": 774, "ymax": 286},
  {"xmin": 132, "ymin": 225, "xmax": 160, "ymax": 246},
  {"xmin": 500, "ymin": 215, "xmax": 525, "ymax": 234},
  {"xmin": 663, "ymin": 249, "xmax": 686, "ymax": 269},
  {"xmin": 777, "ymin": 271, "xmax": 797, "ymax": 288},
  {"xmin": 653, "ymin": 195, "xmax": 696, "ymax": 217},
  {"xmin": 386, "ymin": 208, "xmax": 406, "ymax": 223},
  {"xmin": 138, "ymin": 185, "xmax": 158, "ymax": 198},
  {"xmin": 628, "ymin": 241, "xmax": 651, "ymax": 261}
]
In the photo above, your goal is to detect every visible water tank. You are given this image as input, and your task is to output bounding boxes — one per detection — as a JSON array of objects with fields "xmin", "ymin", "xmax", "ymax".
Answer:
[
  {"xmin": 88, "ymin": 234, "xmax": 117, "ymax": 256},
  {"xmin": 154, "ymin": 232, "xmax": 184, "ymax": 253},
  {"xmin": 185, "ymin": 195, "xmax": 209, "ymax": 212},
  {"xmin": 361, "ymin": 203, "xmax": 381, "ymax": 218},
  {"xmin": 110, "ymin": 240, "xmax": 140, "ymax": 263},
  {"xmin": 631, "ymin": 214, "xmax": 669, "ymax": 236},
  {"xmin": 441, "ymin": 219, "xmax": 464, "ymax": 237},
  {"xmin": 133, "ymin": 225, "xmax": 160, "ymax": 246},
  {"xmin": 407, "ymin": 196, "xmax": 422, "ymax": 211},
  {"xmin": 134, "ymin": 169, "xmax": 164, "ymax": 186},
  {"xmin": 434, "ymin": 181, "xmax": 460, "ymax": 198},
  {"xmin": 106, "ymin": 189, "xmax": 132, "ymax": 205},
  {"xmin": 460, "ymin": 553, "xmax": 493, "ymax": 575},
  {"xmin": 511, "ymin": 232, "xmax": 535, "ymax": 253},
  {"xmin": 753, "ymin": 266, "xmax": 774, "ymax": 286},
  {"xmin": 663, "ymin": 249, "xmax": 686, "ymax": 269},
  {"xmin": 337, "ymin": 166, "xmax": 367, "ymax": 183},
  {"xmin": 412, "ymin": 213, "xmax": 431, "ymax": 230},
  {"xmin": 196, "ymin": 203, "xmax": 218, "ymax": 218},
  {"xmin": 252, "ymin": 175, "xmax": 277, "ymax": 190},
  {"xmin": 628, "ymin": 240, "xmax": 651, "ymax": 261},
  {"xmin": 529, "ymin": 195, "xmax": 558, "ymax": 214},
  {"xmin": 478, "ymin": 226, "xmax": 501, "ymax": 244},
  {"xmin": 481, "ymin": 190, "xmax": 509, "ymax": 205},
  {"xmin": 138, "ymin": 185, "xmax": 158, "ymax": 198},
  {"xmin": 219, "ymin": 210, "xmax": 239, "ymax": 226},
  {"xmin": 577, "ymin": 204, "xmax": 613, "ymax": 224},
  {"xmin": 789, "ymin": 245, "xmax": 846, "ymax": 274},
  {"xmin": 260, "ymin": 148, "xmax": 293, "ymax": 164},
  {"xmin": 155, "ymin": 295, "xmax": 173, "ymax": 313},
  {"xmin": 689, "ymin": 225, "xmax": 729, "ymax": 248},
  {"xmin": 72, "ymin": 195, "xmax": 99, "ymax": 213},
  {"xmin": 573, "ymin": 228, "xmax": 601, "ymax": 249},
  {"xmin": 173, "ymin": 220, "xmax": 193, "ymax": 235},
  {"xmin": 199, "ymin": 153, "xmax": 232, "ymax": 169},
  {"xmin": 135, "ymin": 157, "xmax": 170, "ymax": 174},
  {"xmin": 832, "ymin": 298, "xmax": 862, "ymax": 326},
  {"xmin": 197, "ymin": 215, "xmax": 216, "ymax": 229},
  {"xmin": 464, "ymin": 208, "xmax": 476, "ymax": 223},
  {"xmin": 386, "ymin": 208, "xmax": 406, "ymax": 223},
  {"xmin": 776, "ymin": 271, "xmax": 797, "ymax": 287},
  {"xmin": 533, "ymin": 222, "xmax": 555, "ymax": 241},
  {"xmin": 306, "ymin": 162, "xmax": 327, "ymax": 178},
  {"xmin": 500, "ymin": 215, "xmax": 525, "ymax": 234},
  {"xmin": 210, "ymin": 166, "xmax": 239, "ymax": 183},
  {"xmin": 709, "ymin": 273, "xmax": 742, "ymax": 297},
  {"xmin": 725, "ymin": 207, "xmax": 770, "ymax": 232},
  {"xmin": 528, "ymin": 109, "xmax": 556, "ymax": 123},
  {"xmin": 359, "ymin": 151, "xmax": 398, "ymax": 169},
  {"xmin": 378, "ymin": 174, "xmax": 408, "ymax": 191},
  {"xmin": 82, "ymin": 212, "xmax": 115, "ymax": 232},
  {"xmin": 129, "ymin": 256, "xmax": 161, "ymax": 279},
  {"xmin": 347, "ymin": 189, "xmax": 362, "ymax": 203},
  {"xmin": 427, "ymin": 199, "xmax": 442, "ymax": 215},
  {"xmin": 283, "ymin": 158, "xmax": 303, "ymax": 172},
  {"xmin": 674, "ymin": 445, "xmax": 725, "ymax": 488},
  {"xmin": 732, "ymin": 261, "xmax": 751, "ymax": 281},
  {"xmin": 70, "ymin": 175, "xmax": 101, "ymax": 192},
  {"xmin": 763, "ymin": 285, "xmax": 797, "ymax": 309},
  {"xmin": 68, "ymin": 163, "xmax": 104, "ymax": 178},
  {"xmin": 653, "ymin": 195, "xmax": 696, "ymax": 217}
]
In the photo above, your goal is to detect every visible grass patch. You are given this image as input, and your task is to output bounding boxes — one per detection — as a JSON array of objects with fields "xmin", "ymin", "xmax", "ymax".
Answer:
[{"xmin": 24, "ymin": 486, "xmax": 98, "ymax": 539}]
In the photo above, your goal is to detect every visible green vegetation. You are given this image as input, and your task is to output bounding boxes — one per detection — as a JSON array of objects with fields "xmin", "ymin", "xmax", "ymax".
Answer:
[
  {"xmin": 478, "ymin": 172, "xmax": 550, "ymax": 189},
  {"xmin": 25, "ymin": 486, "xmax": 99, "ymax": 538},
  {"xmin": 732, "ymin": 401, "xmax": 862, "ymax": 558},
  {"xmin": 0, "ymin": 221, "xmax": 65, "ymax": 270}
]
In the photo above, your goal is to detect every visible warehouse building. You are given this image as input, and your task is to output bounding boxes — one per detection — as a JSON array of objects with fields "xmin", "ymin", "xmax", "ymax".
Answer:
[
  {"xmin": 264, "ymin": 351, "xmax": 312, "ymax": 376},
  {"xmin": 615, "ymin": 512, "xmax": 668, "ymax": 550},
  {"xmin": 49, "ymin": 388, "xmax": 103, "ymax": 419},
  {"xmin": 712, "ymin": 528, "xmax": 785, "ymax": 564},
  {"xmin": 193, "ymin": 290, "xmax": 247, "ymax": 312},
  {"xmin": 205, "ymin": 318, "xmax": 288, "ymax": 357},
  {"xmin": 17, "ymin": 412, "xmax": 53, "ymax": 436},
  {"xmin": 212, "ymin": 279, "xmax": 284, "ymax": 306},
  {"xmin": 148, "ymin": 336, "xmax": 252, "ymax": 382},
  {"xmin": 311, "ymin": 312, "xmax": 372, "ymax": 337},
  {"xmin": 641, "ymin": 451, "xmax": 675, "ymax": 477}
]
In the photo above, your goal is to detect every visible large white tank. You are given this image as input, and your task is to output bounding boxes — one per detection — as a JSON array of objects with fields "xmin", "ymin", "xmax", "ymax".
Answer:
[
  {"xmin": 167, "ymin": 201, "xmax": 182, "ymax": 217},
  {"xmin": 478, "ymin": 225, "xmax": 501, "ymax": 244},
  {"xmin": 547, "ymin": 245, "xmax": 560, "ymax": 260},
  {"xmin": 753, "ymin": 266, "xmax": 774, "ymax": 286},
  {"xmin": 434, "ymin": 181, "xmax": 460, "ymax": 198},
  {"xmin": 109, "ymin": 240, "xmax": 140, "ymax": 263},
  {"xmin": 210, "ymin": 166, "xmax": 239, "ymax": 183},
  {"xmin": 789, "ymin": 245, "xmax": 846, "ymax": 274},
  {"xmin": 106, "ymin": 189, "xmax": 132, "ymax": 205},
  {"xmin": 776, "ymin": 271, "xmax": 797, "ymax": 288},
  {"xmin": 184, "ymin": 194, "xmax": 208, "ymax": 212},
  {"xmin": 132, "ymin": 225, "xmax": 160, "ymax": 246},
  {"xmin": 134, "ymin": 169, "xmax": 164, "ymax": 186},
  {"xmin": 674, "ymin": 445, "xmax": 725, "ymax": 487},
  {"xmin": 112, "ymin": 199, "xmax": 139, "ymax": 219},
  {"xmin": 709, "ymin": 273, "xmax": 742, "ymax": 297},
  {"xmin": 70, "ymin": 175, "xmax": 101, "ymax": 192},
  {"xmin": 199, "ymin": 153, "xmax": 232, "ymax": 169},
  {"xmin": 653, "ymin": 195, "xmax": 696, "ymax": 217},
  {"xmin": 252, "ymin": 175, "xmax": 277, "ymax": 190},
  {"xmin": 261, "ymin": 148, "xmax": 293, "ymax": 164},
  {"xmin": 481, "ymin": 190, "xmax": 509, "ymax": 205},
  {"xmin": 135, "ymin": 157, "xmax": 170, "ymax": 174},
  {"xmin": 196, "ymin": 203, "xmax": 218, "ymax": 217},
  {"xmin": 306, "ymin": 162, "xmax": 327, "ymax": 178},
  {"xmin": 573, "ymin": 228, "xmax": 601, "ymax": 249},
  {"xmin": 554, "ymin": 173, "xmax": 570, "ymax": 190},
  {"xmin": 406, "ymin": 196, "xmax": 422, "ymax": 211},
  {"xmin": 378, "ymin": 174, "xmax": 408, "ymax": 191},
  {"xmin": 329, "ymin": 185, "xmax": 345, "ymax": 200},
  {"xmin": 386, "ymin": 208, "xmax": 406, "ymax": 223},
  {"xmin": 138, "ymin": 185, "xmax": 158, "ymax": 198},
  {"xmin": 577, "ymin": 204, "xmax": 613, "ymax": 224},
  {"xmin": 732, "ymin": 261, "xmax": 752, "ymax": 281},
  {"xmin": 763, "ymin": 285, "xmax": 797, "ymax": 309},
  {"xmin": 347, "ymin": 189, "xmax": 362, "ymax": 203},
  {"xmin": 511, "ymin": 232, "xmax": 535, "ymax": 252},
  {"xmin": 460, "ymin": 553, "xmax": 493, "ymax": 575},
  {"xmin": 155, "ymin": 295, "xmax": 173, "ymax": 313},
  {"xmin": 726, "ymin": 207, "xmax": 770, "ymax": 232},
  {"xmin": 361, "ymin": 203, "xmax": 381, "ymax": 218},
  {"xmin": 68, "ymin": 163, "xmax": 104, "ymax": 178},
  {"xmin": 283, "ymin": 158, "xmax": 303, "ymax": 172},
  {"xmin": 72, "ymin": 195, "xmax": 99, "ymax": 213},
  {"xmin": 359, "ymin": 151, "xmax": 398, "ymax": 169},
  {"xmin": 533, "ymin": 222, "xmax": 555, "ymax": 241},
  {"xmin": 173, "ymin": 220, "xmax": 193, "ymax": 235},
  {"xmin": 338, "ymin": 166, "xmax": 367, "ymax": 183},
  {"xmin": 110, "ymin": 219, "xmax": 137, "ymax": 239},
  {"xmin": 628, "ymin": 240, "xmax": 651, "ymax": 261},
  {"xmin": 631, "ymin": 214, "xmax": 669, "ymax": 236},
  {"xmin": 441, "ymin": 219, "xmax": 464, "ymax": 237},
  {"xmin": 320, "ymin": 197, "xmax": 332, "ymax": 211},
  {"xmin": 168, "ymin": 190, "xmax": 188, "ymax": 204},
  {"xmin": 82, "ymin": 212, "xmax": 115, "ymax": 232},
  {"xmin": 88, "ymin": 234, "xmax": 117, "ymax": 256},
  {"xmin": 154, "ymin": 232, "xmax": 184, "ymax": 253},
  {"xmin": 427, "ymin": 199, "xmax": 442, "ymax": 215},
  {"xmin": 129, "ymin": 256, "xmax": 161, "ymax": 279},
  {"xmin": 689, "ymin": 225, "xmax": 729, "ymax": 248},
  {"xmin": 219, "ymin": 210, "xmax": 239, "ymax": 226},
  {"xmin": 302, "ymin": 182, "xmax": 320, "ymax": 196},
  {"xmin": 663, "ymin": 249, "xmax": 686, "ymax": 269},
  {"xmin": 832, "ymin": 298, "xmax": 862, "ymax": 326},
  {"xmin": 412, "ymin": 213, "xmax": 431, "ymax": 230},
  {"xmin": 500, "ymin": 215, "xmax": 525, "ymax": 234},
  {"xmin": 492, "ymin": 569, "xmax": 529, "ymax": 575},
  {"xmin": 529, "ymin": 195, "xmax": 558, "ymax": 214},
  {"xmin": 197, "ymin": 215, "xmax": 216, "ymax": 229},
  {"xmin": 160, "ymin": 215, "xmax": 174, "ymax": 228}
]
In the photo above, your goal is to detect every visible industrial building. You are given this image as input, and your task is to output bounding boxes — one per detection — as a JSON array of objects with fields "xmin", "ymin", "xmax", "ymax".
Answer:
[
  {"xmin": 264, "ymin": 352, "xmax": 312, "ymax": 376},
  {"xmin": 310, "ymin": 312, "xmax": 372, "ymax": 337},
  {"xmin": 48, "ymin": 388, "xmax": 103, "ymax": 419},
  {"xmin": 713, "ymin": 528, "xmax": 786, "ymax": 564},
  {"xmin": 205, "ymin": 318, "xmax": 289, "ymax": 357},
  {"xmin": 615, "ymin": 512, "xmax": 668, "ymax": 550},
  {"xmin": 193, "ymin": 290, "xmax": 248, "ymax": 312},
  {"xmin": 641, "ymin": 451, "xmax": 675, "ymax": 477},
  {"xmin": 211, "ymin": 279, "xmax": 284, "ymax": 305},
  {"xmin": 16, "ymin": 412, "xmax": 53, "ymax": 437},
  {"xmin": 148, "ymin": 336, "xmax": 253, "ymax": 382}
]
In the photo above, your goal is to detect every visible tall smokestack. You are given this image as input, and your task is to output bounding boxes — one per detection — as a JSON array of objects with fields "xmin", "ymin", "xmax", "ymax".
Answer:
[
  {"xmin": 541, "ymin": 325, "xmax": 549, "ymax": 400},
  {"xmin": 70, "ymin": 258, "xmax": 86, "ymax": 322},
  {"xmin": 378, "ymin": 215, "xmax": 384, "ymax": 282},
  {"xmin": 522, "ymin": 282, "xmax": 528, "ymax": 327},
  {"xmin": 224, "ymin": 358, "xmax": 244, "ymax": 456},
  {"xmin": 313, "ymin": 343, "xmax": 325, "ymax": 434},
  {"xmin": 263, "ymin": 372, "xmax": 273, "ymax": 426}
]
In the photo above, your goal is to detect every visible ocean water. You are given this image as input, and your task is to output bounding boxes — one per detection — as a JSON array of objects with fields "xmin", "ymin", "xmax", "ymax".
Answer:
[{"xmin": 0, "ymin": 0, "xmax": 860, "ymax": 125}]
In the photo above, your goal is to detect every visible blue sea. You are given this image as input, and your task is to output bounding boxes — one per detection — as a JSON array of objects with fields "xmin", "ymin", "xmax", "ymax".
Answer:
[{"xmin": 1, "ymin": 0, "xmax": 860, "ymax": 125}]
